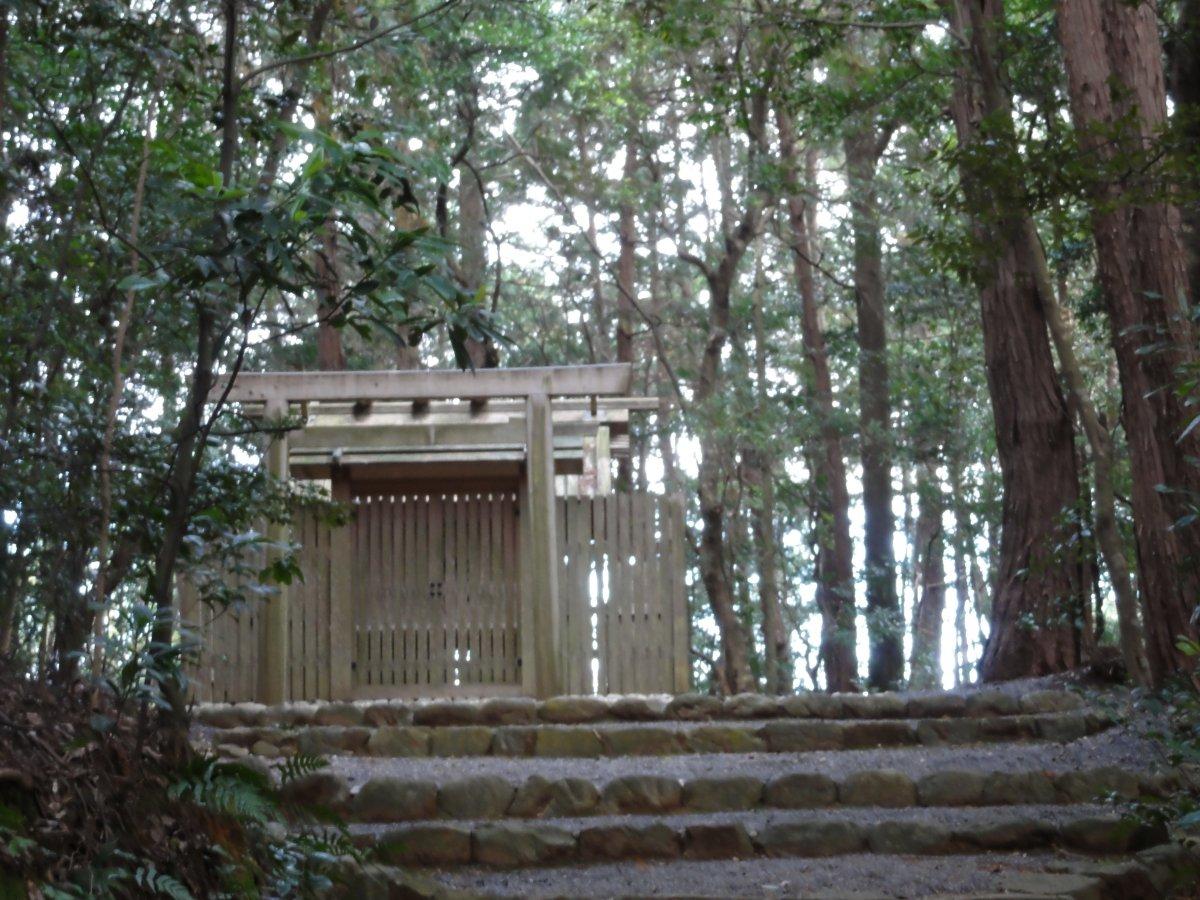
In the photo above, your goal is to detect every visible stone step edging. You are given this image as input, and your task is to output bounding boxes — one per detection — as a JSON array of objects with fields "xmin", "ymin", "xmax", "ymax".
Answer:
[
  {"xmin": 194, "ymin": 688, "xmax": 1086, "ymax": 730},
  {"xmin": 206, "ymin": 710, "xmax": 1113, "ymax": 759},
  {"xmin": 351, "ymin": 810, "xmax": 1168, "ymax": 868},
  {"xmin": 280, "ymin": 766, "xmax": 1178, "ymax": 824}
]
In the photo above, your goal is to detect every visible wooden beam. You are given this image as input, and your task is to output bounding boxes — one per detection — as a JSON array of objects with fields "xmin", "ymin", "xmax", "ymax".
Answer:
[
  {"xmin": 213, "ymin": 364, "xmax": 634, "ymax": 404},
  {"xmin": 258, "ymin": 398, "xmax": 290, "ymax": 704},
  {"xmin": 523, "ymin": 390, "xmax": 562, "ymax": 697},
  {"xmin": 328, "ymin": 473, "xmax": 354, "ymax": 700}
]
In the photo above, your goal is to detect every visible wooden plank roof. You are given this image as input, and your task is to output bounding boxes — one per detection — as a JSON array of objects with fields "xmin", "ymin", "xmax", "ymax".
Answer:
[{"xmin": 212, "ymin": 364, "xmax": 633, "ymax": 403}]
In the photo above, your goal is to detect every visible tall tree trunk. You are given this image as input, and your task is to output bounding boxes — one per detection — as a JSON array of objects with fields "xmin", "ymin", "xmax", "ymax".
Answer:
[
  {"xmin": 615, "ymin": 128, "xmax": 638, "ymax": 488},
  {"xmin": 314, "ymin": 61, "xmax": 345, "ymax": 370},
  {"xmin": 1040, "ymin": 245, "xmax": 1150, "ymax": 683},
  {"xmin": 1057, "ymin": 0, "xmax": 1200, "ymax": 684},
  {"xmin": 684, "ymin": 89, "xmax": 772, "ymax": 695},
  {"xmin": 947, "ymin": 0, "xmax": 1087, "ymax": 680},
  {"xmin": 778, "ymin": 109, "xmax": 857, "ymax": 691},
  {"xmin": 747, "ymin": 270, "xmax": 790, "ymax": 693},
  {"xmin": 455, "ymin": 82, "xmax": 495, "ymax": 370},
  {"xmin": 844, "ymin": 125, "xmax": 902, "ymax": 691},
  {"xmin": 1167, "ymin": 0, "xmax": 1200, "ymax": 304},
  {"xmin": 910, "ymin": 463, "xmax": 946, "ymax": 689}
]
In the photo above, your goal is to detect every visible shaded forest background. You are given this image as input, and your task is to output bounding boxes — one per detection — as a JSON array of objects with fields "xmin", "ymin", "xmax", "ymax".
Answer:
[{"xmin": 1, "ymin": 0, "xmax": 1199, "ymax": 712}]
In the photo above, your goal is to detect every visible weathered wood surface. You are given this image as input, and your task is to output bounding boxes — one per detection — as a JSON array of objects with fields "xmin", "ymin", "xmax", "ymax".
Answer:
[
  {"xmin": 557, "ymin": 494, "xmax": 690, "ymax": 695},
  {"xmin": 184, "ymin": 489, "xmax": 687, "ymax": 702},
  {"xmin": 352, "ymin": 492, "xmax": 523, "ymax": 698},
  {"xmin": 212, "ymin": 364, "xmax": 634, "ymax": 404}
]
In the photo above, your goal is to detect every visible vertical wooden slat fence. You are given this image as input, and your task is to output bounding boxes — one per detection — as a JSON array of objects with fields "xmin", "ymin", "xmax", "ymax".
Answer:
[
  {"xmin": 351, "ymin": 491, "xmax": 523, "ymax": 698},
  {"xmin": 556, "ymin": 494, "xmax": 689, "ymax": 695},
  {"xmin": 184, "ymin": 491, "xmax": 687, "ymax": 701}
]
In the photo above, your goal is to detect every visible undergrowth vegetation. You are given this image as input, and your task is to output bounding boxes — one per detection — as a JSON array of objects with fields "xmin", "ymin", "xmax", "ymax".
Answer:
[{"xmin": 0, "ymin": 669, "xmax": 354, "ymax": 898}]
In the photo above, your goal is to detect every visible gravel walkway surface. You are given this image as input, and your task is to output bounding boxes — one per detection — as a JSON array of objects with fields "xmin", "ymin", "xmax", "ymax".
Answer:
[
  {"xmin": 325, "ymin": 721, "xmax": 1164, "ymax": 789},
  {"xmin": 346, "ymin": 802, "xmax": 1113, "ymax": 839},
  {"xmin": 421, "ymin": 850, "xmax": 1096, "ymax": 897}
]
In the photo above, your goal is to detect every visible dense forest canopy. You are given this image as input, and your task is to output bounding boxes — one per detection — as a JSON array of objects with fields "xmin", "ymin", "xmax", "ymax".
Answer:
[{"xmin": 1, "ymin": 0, "xmax": 1198, "ymax": 705}]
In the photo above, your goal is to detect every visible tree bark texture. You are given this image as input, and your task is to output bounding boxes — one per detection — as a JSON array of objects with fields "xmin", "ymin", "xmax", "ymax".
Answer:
[
  {"xmin": 844, "ymin": 125, "xmax": 902, "ymax": 691},
  {"xmin": 948, "ymin": 0, "xmax": 1087, "ymax": 680},
  {"xmin": 779, "ymin": 108, "xmax": 858, "ymax": 691},
  {"xmin": 910, "ymin": 463, "xmax": 946, "ymax": 689},
  {"xmin": 1057, "ymin": 0, "xmax": 1200, "ymax": 684}
]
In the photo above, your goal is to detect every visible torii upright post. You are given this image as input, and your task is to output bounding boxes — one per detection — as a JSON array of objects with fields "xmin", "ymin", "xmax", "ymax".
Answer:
[
  {"xmin": 258, "ymin": 397, "xmax": 290, "ymax": 704},
  {"xmin": 523, "ymin": 388, "xmax": 562, "ymax": 697}
]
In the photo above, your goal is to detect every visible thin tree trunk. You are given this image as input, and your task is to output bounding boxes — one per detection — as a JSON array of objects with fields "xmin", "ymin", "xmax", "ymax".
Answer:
[
  {"xmin": 91, "ymin": 86, "xmax": 159, "ymax": 678},
  {"xmin": 456, "ymin": 82, "xmax": 495, "ymax": 370},
  {"xmin": 147, "ymin": 0, "xmax": 241, "ymax": 736},
  {"xmin": 910, "ymin": 463, "xmax": 946, "ymax": 689},
  {"xmin": 1038, "ymin": 246, "xmax": 1150, "ymax": 683},
  {"xmin": 844, "ymin": 125, "xmax": 902, "ymax": 691},
  {"xmin": 1057, "ymin": 0, "xmax": 1200, "ymax": 684},
  {"xmin": 313, "ymin": 57, "xmax": 345, "ymax": 369},
  {"xmin": 778, "ymin": 108, "xmax": 857, "ymax": 691},
  {"xmin": 947, "ymin": 0, "xmax": 1087, "ymax": 680},
  {"xmin": 1168, "ymin": 0, "xmax": 1200, "ymax": 303},
  {"xmin": 747, "ymin": 269, "xmax": 789, "ymax": 693},
  {"xmin": 615, "ymin": 128, "xmax": 638, "ymax": 489}
]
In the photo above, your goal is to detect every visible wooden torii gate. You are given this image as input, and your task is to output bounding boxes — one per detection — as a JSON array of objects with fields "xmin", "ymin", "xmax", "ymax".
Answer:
[{"xmin": 194, "ymin": 364, "xmax": 688, "ymax": 703}]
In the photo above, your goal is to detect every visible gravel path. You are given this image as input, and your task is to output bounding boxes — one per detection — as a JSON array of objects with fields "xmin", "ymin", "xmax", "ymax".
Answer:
[
  {"xmin": 325, "ymin": 721, "xmax": 1165, "ymax": 789},
  {"xmin": 420, "ymin": 850, "xmax": 1099, "ymax": 897},
  {"xmin": 346, "ymin": 802, "xmax": 1113, "ymax": 839}
]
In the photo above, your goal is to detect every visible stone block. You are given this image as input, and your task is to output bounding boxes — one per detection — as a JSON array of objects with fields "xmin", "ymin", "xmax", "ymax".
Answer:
[
  {"xmin": 538, "ymin": 696, "xmax": 610, "ymax": 724},
  {"xmin": 1020, "ymin": 689, "xmax": 1084, "ymax": 714},
  {"xmin": 842, "ymin": 720, "xmax": 918, "ymax": 748},
  {"xmin": 578, "ymin": 824, "xmax": 680, "ymax": 860},
  {"xmin": 534, "ymin": 728, "xmax": 602, "ymax": 758},
  {"xmin": 508, "ymin": 776, "xmax": 600, "ymax": 818},
  {"xmin": 610, "ymin": 696, "xmax": 668, "ymax": 721},
  {"xmin": 1056, "ymin": 767, "xmax": 1141, "ymax": 803},
  {"xmin": 840, "ymin": 693, "xmax": 907, "ymax": 719},
  {"xmin": 683, "ymin": 823, "xmax": 754, "ymax": 860},
  {"xmin": 681, "ymin": 776, "xmax": 764, "ymax": 812},
  {"xmin": 438, "ymin": 776, "xmax": 516, "ymax": 819},
  {"xmin": 601, "ymin": 727, "xmax": 685, "ymax": 756},
  {"xmin": 760, "ymin": 721, "xmax": 844, "ymax": 752},
  {"xmin": 981, "ymin": 771, "xmax": 1057, "ymax": 805},
  {"xmin": 867, "ymin": 820, "xmax": 956, "ymax": 854},
  {"xmin": 665, "ymin": 693, "xmax": 722, "ymax": 720},
  {"xmin": 600, "ymin": 775, "xmax": 682, "ymax": 813},
  {"xmin": 280, "ymin": 771, "xmax": 349, "ymax": 811},
  {"xmin": 366, "ymin": 726, "xmax": 430, "ymax": 758},
  {"xmin": 492, "ymin": 727, "xmax": 538, "ymax": 757},
  {"xmin": 722, "ymin": 694, "xmax": 784, "ymax": 719},
  {"xmin": 313, "ymin": 702, "xmax": 365, "ymax": 727},
  {"xmin": 757, "ymin": 820, "xmax": 864, "ymax": 857},
  {"xmin": 429, "ymin": 726, "xmax": 493, "ymax": 757},
  {"xmin": 686, "ymin": 726, "xmax": 765, "ymax": 754},
  {"xmin": 352, "ymin": 778, "xmax": 437, "ymax": 822},
  {"xmin": 917, "ymin": 771, "xmax": 986, "ymax": 806},
  {"xmin": 839, "ymin": 769, "xmax": 917, "ymax": 807},
  {"xmin": 412, "ymin": 702, "xmax": 482, "ymax": 727},
  {"xmin": 374, "ymin": 824, "xmax": 472, "ymax": 866},
  {"xmin": 905, "ymin": 694, "xmax": 967, "ymax": 719},
  {"xmin": 473, "ymin": 823, "xmax": 576, "ymax": 867},
  {"xmin": 964, "ymin": 690, "xmax": 1019, "ymax": 717},
  {"xmin": 764, "ymin": 773, "xmax": 838, "ymax": 809},
  {"xmin": 479, "ymin": 698, "xmax": 538, "ymax": 726}
]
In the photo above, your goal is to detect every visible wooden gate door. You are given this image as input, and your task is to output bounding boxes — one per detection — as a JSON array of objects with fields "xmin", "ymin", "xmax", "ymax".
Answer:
[
  {"xmin": 557, "ymin": 493, "xmax": 689, "ymax": 695},
  {"xmin": 351, "ymin": 491, "xmax": 523, "ymax": 698}
]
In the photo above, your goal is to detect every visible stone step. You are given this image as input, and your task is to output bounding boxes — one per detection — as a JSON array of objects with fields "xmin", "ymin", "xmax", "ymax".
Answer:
[
  {"xmin": 204, "ymin": 710, "xmax": 1111, "ymax": 759},
  {"xmin": 328, "ymin": 842, "xmax": 1198, "ymax": 899},
  {"xmin": 341, "ymin": 805, "xmax": 1167, "ymax": 869},
  {"xmin": 195, "ymin": 687, "xmax": 1085, "ymax": 731},
  {"xmin": 281, "ymin": 764, "xmax": 1172, "ymax": 824}
]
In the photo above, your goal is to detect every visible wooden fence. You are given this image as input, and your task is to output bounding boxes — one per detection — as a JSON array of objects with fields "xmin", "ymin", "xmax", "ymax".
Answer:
[
  {"xmin": 351, "ymin": 492, "xmax": 523, "ymax": 698},
  {"xmin": 557, "ymin": 494, "xmax": 689, "ymax": 695},
  {"xmin": 183, "ymin": 492, "xmax": 687, "ymax": 702}
]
